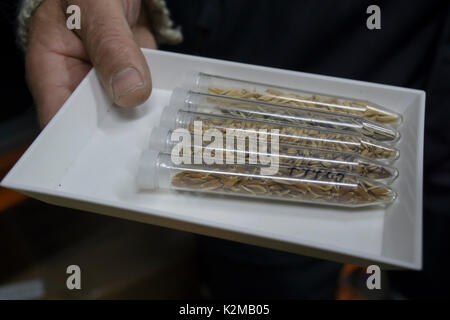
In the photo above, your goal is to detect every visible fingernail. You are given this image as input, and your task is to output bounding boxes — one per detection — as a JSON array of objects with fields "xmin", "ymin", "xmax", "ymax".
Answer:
[{"xmin": 112, "ymin": 67, "xmax": 144, "ymax": 101}]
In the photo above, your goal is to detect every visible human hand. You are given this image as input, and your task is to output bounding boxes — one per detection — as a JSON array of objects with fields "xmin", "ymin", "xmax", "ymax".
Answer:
[{"xmin": 25, "ymin": 0, "xmax": 155, "ymax": 127}]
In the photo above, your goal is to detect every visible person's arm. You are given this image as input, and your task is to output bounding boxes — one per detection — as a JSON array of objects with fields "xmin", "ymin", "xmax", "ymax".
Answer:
[{"xmin": 18, "ymin": 0, "xmax": 181, "ymax": 128}]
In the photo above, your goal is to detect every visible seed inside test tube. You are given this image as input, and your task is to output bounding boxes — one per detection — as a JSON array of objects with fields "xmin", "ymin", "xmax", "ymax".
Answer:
[
  {"xmin": 180, "ymin": 91, "xmax": 400, "ymax": 142},
  {"xmin": 187, "ymin": 143, "xmax": 397, "ymax": 182},
  {"xmin": 179, "ymin": 111, "xmax": 399, "ymax": 160},
  {"xmin": 169, "ymin": 162, "xmax": 396, "ymax": 207},
  {"xmin": 187, "ymin": 73, "xmax": 401, "ymax": 125},
  {"xmin": 157, "ymin": 126, "xmax": 398, "ymax": 182},
  {"xmin": 207, "ymin": 87, "xmax": 401, "ymax": 125}
]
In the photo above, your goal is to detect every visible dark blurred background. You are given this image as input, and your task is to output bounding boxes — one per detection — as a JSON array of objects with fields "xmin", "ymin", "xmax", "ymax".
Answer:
[{"xmin": 1, "ymin": 0, "xmax": 449, "ymax": 299}]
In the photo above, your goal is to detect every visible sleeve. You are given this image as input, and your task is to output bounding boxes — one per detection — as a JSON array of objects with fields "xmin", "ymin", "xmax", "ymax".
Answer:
[
  {"xmin": 143, "ymin": 0, "xmax": 183, "ymax": 45},
  {"xmin": 16, "ymin": 0, "xmax": 182, "ymax": 51},
  {"xmin": 17, "ymin": 0, "xmax": 44, "ymax": 50}
]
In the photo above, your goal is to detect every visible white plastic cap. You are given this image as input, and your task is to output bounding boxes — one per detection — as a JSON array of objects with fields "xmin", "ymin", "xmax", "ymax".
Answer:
[
  {"xmin": 148, "ymin": 126, "xmax": 171, "ymax": 152},
  {"xmin": 136, "ymin": 150, "xmax": 159, "ymax": 190},
  {"xmin": 181, "ymin": 71, "xmax": 201, "ymax": 89},
  {"xmin": 169, "ymin": 87, "xmax": 190, "ymax": 109},
  {"xmin": 159, "ymin": 105, "xmax": 182, "ymax": 128}
]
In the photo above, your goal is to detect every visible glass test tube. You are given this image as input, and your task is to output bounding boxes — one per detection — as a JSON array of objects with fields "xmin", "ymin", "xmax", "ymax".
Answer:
[
  {"xmin": 159, "ymin": 105, "xmax": 400, "ymax": 161},
  {"xmin": 148, "ymin": 126, "xmax": 399, "ymax": 183},
  {"xmin": 170, "ymin": 88, "xmax": 400, "ymax": 142},
  {"xmin": 184, "ymin": 72, "xmax": 402, "ymax": 126},
  {"xmin": 137, "ymin": 150, "xmax": 397, "ymax": 208}
]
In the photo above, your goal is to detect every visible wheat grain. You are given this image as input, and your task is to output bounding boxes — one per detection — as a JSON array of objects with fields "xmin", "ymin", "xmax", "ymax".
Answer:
[
  {"xmin": 208, "ymin": 87, "xmax": 400, "ymax": 125},
  {"xmin": 171, "ymin": 166, "xmax": 394, "ymax": 206}
]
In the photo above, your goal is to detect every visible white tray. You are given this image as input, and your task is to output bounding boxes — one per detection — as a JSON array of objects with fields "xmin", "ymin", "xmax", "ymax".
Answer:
[{"xmin": 1, "ymin": 49, "xmax": 425, "ymax": 269}]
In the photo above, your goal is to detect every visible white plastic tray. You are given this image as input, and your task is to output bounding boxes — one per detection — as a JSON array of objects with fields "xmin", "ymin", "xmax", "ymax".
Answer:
[{"xmin": 1, "ymin": 49, "xmax": 425, "ymax": 269}]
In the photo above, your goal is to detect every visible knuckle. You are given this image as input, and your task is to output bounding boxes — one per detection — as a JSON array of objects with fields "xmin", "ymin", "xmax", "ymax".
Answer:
[
  {"xmin": 29, "ymin": 0, "xmax": 60, "ymax": 27},
  {"xmin": 84, "ymin": 14, "xmax": 134, "ymax": 63},
  {"xmin": 90, "ymin": 31, "xmax": 133, "ymax": 66},
  {"xmin": 123, "ymin": 0, "xmax": 141, "ymax": 24},
  {"xmin": 30, "ymin": 6, "xmax": 48, "ymax": 26}
]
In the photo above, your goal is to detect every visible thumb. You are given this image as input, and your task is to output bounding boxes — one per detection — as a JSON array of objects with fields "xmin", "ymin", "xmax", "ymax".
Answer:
[{"xmin": 68, "ymin": 0, "xmax": 151, "ymax": 107}]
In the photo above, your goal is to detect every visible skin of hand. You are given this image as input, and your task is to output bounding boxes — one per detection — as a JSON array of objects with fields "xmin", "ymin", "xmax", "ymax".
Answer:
[{"xmin": 25, "ymin": 0, "xmax": 156, "ymax": 128}]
